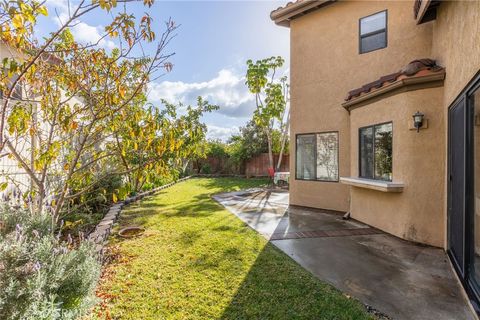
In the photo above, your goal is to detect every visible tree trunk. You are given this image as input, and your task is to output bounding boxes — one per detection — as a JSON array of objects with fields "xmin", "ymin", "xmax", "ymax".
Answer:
[
  {"xmin": 276, "ymin": 111, "xmax": 290, "ymax": 171},
  {"xmin": 266, "ymin": 129, "xmax": 274, "ymax": 170},
  {"xmin": 182, "ymin": 158, "xmax": 190, "ymax": 174}
]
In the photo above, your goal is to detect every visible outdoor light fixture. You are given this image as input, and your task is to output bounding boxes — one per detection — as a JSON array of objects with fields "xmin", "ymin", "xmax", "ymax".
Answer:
[{"xmin": 413, "ymin": 111, "xmax": 425, "ymax": 133}]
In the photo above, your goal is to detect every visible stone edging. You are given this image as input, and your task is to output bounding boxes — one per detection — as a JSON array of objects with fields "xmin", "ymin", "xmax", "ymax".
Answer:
[{"xmin": 88, "ymin": 176, "xmax": 192, "ymax": 257}]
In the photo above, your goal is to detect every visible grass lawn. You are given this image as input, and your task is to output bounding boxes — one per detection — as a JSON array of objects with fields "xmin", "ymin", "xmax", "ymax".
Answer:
[{"xmin": 94, "ymin": 177, "xmax": 374, "ymax": 320}]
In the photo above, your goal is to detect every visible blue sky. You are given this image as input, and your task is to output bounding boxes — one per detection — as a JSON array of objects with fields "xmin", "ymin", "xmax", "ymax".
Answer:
[{"xmin": 40, "ymin": 0, "xmax": 290, "ymax": 140}]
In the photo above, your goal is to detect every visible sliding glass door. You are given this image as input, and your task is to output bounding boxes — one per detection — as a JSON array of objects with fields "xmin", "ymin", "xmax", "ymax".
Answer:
[
  {"xmin": 448, "ymin": 72, "xmax": 480, "ymax": 308},
  {"xmin": 469, "ymin": 82, "xmax": 480, "ymax": 296},
  {"xmin": 448, "ymin": 97, "xmax": 466, "ymax": 276}
]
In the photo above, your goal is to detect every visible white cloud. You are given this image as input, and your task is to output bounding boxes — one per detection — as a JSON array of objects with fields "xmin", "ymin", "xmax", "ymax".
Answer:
[
  {"xmin": 148, "ymin": 69, "xmax": 255, "ymax": 118},
  {"xmin": 46, "ymin": 0, "xmax": 115, "ymax": 49},
  {"xmin": 46, "ymin": 0, "xmax": 68, "ymax": 12},
  {"xmin": 207, "ymin": 125, "xmax": 239, "ymax": 141},
  {"xmin": 70, "ymin": 22, "xmax": 116, "ymax": 50}
]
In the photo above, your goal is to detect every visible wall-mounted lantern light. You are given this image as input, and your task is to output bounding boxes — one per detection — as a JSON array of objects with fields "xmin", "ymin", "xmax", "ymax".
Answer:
[{"xmin": 413, "ymin": 111, "xmax": 425, "ymax": 133}]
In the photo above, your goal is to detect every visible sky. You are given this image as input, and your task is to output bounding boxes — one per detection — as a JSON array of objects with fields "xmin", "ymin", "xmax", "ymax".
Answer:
[{"xmin": 39, "ymin": 0, "xmax": 290, "ymax": 140}]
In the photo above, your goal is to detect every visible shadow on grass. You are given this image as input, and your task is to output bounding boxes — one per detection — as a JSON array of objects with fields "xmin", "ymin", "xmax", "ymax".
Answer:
[
  {"xmin": 211, "ymin": 182, "xmax": 372, "ymax": 320},
  {"xmin": 200, "ymin": 177, "xmax": 270, "ymax": 194},
  {"xmin": 121, "ymin": 177, "xmax": 269, "ymax": 223},
  {"xmin": 218, "ymin": 241, "xmax": 373, "ymax": 320},
  {"xmin": 104, "ymin": 178, "xmax": 372, "ymax": 319},
  {"xmin": 117, "ymin": 208, "xmax": 160, "ymax": 226}
]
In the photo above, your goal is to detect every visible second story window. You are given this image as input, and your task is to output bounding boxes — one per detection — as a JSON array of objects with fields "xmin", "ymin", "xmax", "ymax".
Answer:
[{"xmin": 359, "ymin": 10, "xmax": 387, "ymax": 54}]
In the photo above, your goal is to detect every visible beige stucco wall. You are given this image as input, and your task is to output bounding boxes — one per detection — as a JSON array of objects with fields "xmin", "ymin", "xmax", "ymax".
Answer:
[
  {"xmin": 432, "ymin": 1, "xmax": 480, "ymax": 109},
  {"xmin": 431, "ymin": 0, "xmax": 480, "ymax": 249},
  {"xmin": 349, "ymin": 88, "xmax": 445, "ymax": 247},
  {"xmin": 287, "ymin": 0, "xmax": 480, "ymax": 248},
  {"xmin": 289, "ymin": 0, "xmax": 433, "ymax": 212}
]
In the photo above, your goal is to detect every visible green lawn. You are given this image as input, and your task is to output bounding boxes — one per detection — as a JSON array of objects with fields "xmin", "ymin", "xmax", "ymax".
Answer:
[{"xmin": 95, "ymin": 178, "xmax": 373, "ymax": 320}]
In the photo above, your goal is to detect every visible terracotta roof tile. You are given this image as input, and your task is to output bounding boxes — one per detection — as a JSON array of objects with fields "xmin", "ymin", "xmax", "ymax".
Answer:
[
  {"xmin": 271, "ymin": 0, "xmax": 305, "ymax": 15},
  {"xmin": 345, "ymin": 59, "xmax": 444, "ymax": 101}
]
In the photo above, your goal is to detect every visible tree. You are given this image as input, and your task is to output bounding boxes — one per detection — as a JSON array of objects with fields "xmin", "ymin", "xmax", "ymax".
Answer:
[
  {"xmin": 228, "ymin": 119, "xmax": 288, "ymax": 166},
  {"xmin": 245, "ymin": 56, "xmax": 289, "ymax": 171},
  {"xmin": 275, "ymin": 77, "xmax": 290, "ymax": 171},
  {"xmin": 0, "ymin": 0, "xmax": 178, "ymax": 217},
  {"xmin": 113, "ymin": 96, "xmax": 218, "ymax": 193}
]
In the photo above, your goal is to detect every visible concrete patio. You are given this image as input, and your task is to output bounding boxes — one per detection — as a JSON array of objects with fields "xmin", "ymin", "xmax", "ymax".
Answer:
[{"xmin": 213, "ymin": 189, "xmax": 475, "ymax": 320}]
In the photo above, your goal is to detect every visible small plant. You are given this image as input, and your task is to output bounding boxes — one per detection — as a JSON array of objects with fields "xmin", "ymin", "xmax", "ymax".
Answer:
[
  {"xmin": 200, "ymin": 163, "xmax": 212, "ymax": 174},
  {"xmin": 61, "ymin": 173, "xmax": 124, "ymax": 236},
  {"xmin": 0, "ymin": 205, "xmax": 101, "ymax": 320}
]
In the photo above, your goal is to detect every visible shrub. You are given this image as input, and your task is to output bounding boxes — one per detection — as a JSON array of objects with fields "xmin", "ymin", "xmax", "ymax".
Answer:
[
  {"xmin": 69, "ymin": 173, "xmax": 124, "ymax": 215},
  {"xmin": 61, "ymin": 173, "xmax": 124, "ymax": 236},
  {"xmin": 0, "ymin": 206, "xmax": 101, "ymax": 320},
  {"xmin": 200, "ymin": 163, "xmax": 211, "ymax": 174}
]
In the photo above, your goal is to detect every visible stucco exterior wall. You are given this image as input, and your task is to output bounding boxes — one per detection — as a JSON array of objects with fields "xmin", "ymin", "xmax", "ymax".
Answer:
[
  {"xmin": 349, "ymin": 88, "xmax": 445, "ymax": 247},
  {"xmin": 285, "ymin": 0, "xmax": 480, "ymax": 248},
  {"xmin": 289, "ymin": 0, "xmax": 433, "ymax": 212},
  {"xmin": 432, "ymin": 1, "xmax": 480, "ymax": 109},
  {"xmin": 431, "ymin": 0, "xmax": 480, "ymax": 249}
]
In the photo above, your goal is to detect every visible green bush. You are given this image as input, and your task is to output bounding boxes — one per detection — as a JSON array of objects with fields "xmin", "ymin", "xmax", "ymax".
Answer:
[
  {"xmin": 200, "ymin": 163, "xmax": 211, "ymax": 174},
  {"xmin": 0, "ymin": 206, "xmax": 101, "ymax": 320},
  {"xmin": 61, "ymin": 173, "xmax": 124, "ymax": 236},
  {"xmin": 70, "ymin": 173, "xmax": 124, "ymax": 215}
]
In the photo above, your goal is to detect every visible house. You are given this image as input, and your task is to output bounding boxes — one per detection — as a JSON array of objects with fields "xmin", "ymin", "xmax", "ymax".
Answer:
[
  {"xmin": 271, "ymin": 0, "xmax": 480, "ymax": 312},
  {"xmin": 0, "ymin": 42, "xmax": 82, "ymax": 202}
]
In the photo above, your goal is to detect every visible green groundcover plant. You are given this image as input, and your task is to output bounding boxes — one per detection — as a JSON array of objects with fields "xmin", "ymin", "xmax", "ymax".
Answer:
[{"xmin": 0, "ymin": 205, "xmax": 101, "ymax": 320}]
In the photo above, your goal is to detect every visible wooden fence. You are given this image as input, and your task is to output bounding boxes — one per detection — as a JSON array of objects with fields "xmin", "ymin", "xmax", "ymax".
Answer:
[
  {"xmin": 245, "ymin": 153, "xmax": 289, "ymax": 177},
  {"xmin": 192, "ymin": 153, "xmax": 289, "ymax": 177}
]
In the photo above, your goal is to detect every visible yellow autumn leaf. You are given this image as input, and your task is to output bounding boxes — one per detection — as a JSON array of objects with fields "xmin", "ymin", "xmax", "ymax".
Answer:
[
  {"xmin": 38, "ymin": 6, "xmax": 48, "ymax": 16},
  {"xmin": 112, "ymin": 193, "xmax": 118, "ymax": 203},
  {"xmin": 119, "ymin": 86, "xmax": 126, "ymax": 99},
  {"xmin": 12, "ymin": 14, "xmax": 24, "ymax": 29}
]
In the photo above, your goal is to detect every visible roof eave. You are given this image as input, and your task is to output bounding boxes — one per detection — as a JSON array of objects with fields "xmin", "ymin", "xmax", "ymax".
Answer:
[
  {"xmin": 415, "ymin": 0, "xmax": 441, "ymax": 25},
  {"xmin": 270, "ymin": 0, "xmax": 334, "ymax": 27},
  {"xmin": 342, "ymin": 70, "xmax": 446, "ymax": 111}
]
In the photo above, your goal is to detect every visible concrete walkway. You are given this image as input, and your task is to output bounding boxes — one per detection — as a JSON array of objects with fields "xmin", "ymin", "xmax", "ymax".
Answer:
[{"xmin": 213, "ymin": 189, "xmax": 475, "ymax": 320}]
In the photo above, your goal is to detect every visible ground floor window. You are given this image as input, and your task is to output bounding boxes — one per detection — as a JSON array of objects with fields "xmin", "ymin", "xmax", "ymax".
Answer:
[
  {"xmin": 296, "ymin": 132, "xmax": 339, "ymax": 181},
  {"xmin": 359, "ymin": 122, "xmax": 392, "ymax": 181}
]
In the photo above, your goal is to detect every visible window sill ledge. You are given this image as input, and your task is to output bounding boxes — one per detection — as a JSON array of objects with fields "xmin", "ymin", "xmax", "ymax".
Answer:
[{"xmin": 339, "ymin": 177, "xmax": 404, "ymax": 193}]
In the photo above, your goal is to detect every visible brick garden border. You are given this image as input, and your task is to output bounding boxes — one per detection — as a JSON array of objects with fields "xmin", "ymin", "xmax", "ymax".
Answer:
[{"xmin": 88, "ymin": 176, "xmax": 192, "ymax": 257}]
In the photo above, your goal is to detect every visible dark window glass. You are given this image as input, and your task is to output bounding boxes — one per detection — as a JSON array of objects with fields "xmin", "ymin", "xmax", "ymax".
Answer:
[
  {"xmin": 296, "ymin": 134, "xmax": 316, "ymax": 180},
  {"xmin": 359, "ymin": 10, "xmax": 387, "ymax": 54},
  {"xmin": 296, "ymin": 132, "xmax": 339, "ymax": 181},
  {"xmin": 359, "ymin": 122, "xmax": 392, "ymax": 181},
  {"xmin": 471, "ymin": 79, "xmax": 480, "ymax": 293},
  {"xmin": 359, "ymin": 127, "xmax": 374, "ymax": 178}
]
